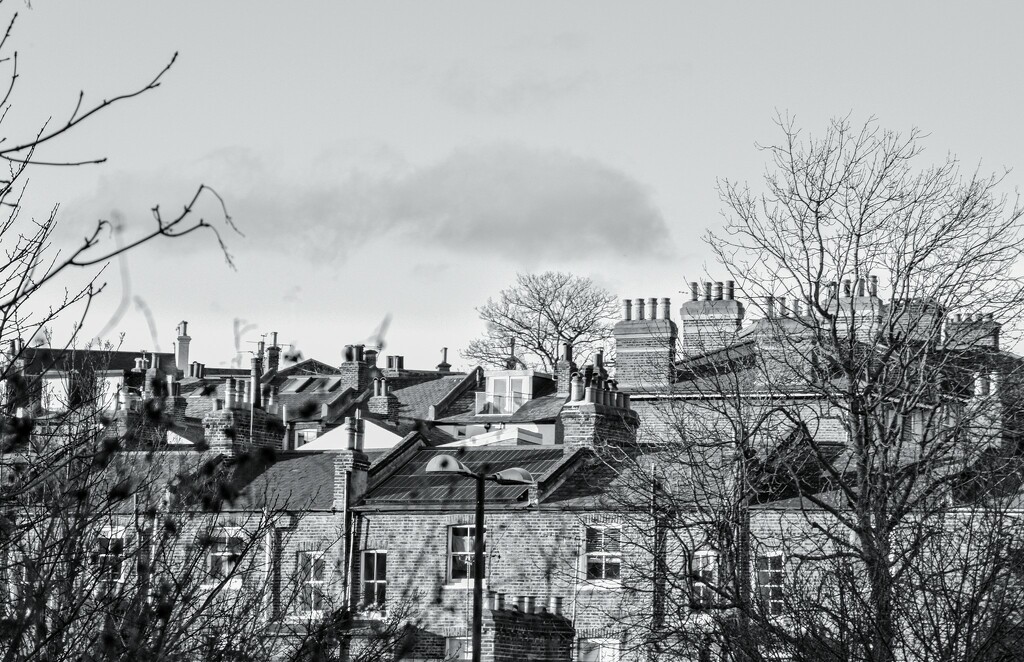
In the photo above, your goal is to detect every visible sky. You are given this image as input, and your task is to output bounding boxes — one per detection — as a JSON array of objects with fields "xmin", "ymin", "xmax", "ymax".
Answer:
[{"xmin": 11, "ymin": 2, "xmax": 1024, "ymax": 370}]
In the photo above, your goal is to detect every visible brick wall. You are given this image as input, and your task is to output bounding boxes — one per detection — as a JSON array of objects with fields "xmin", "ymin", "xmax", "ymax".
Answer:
[
  {"xmin": 203, "ymin": 405, "xmax": 284, "ymax": 456},
  {"xmin": 612, "ymin": 319, "xmax": 677, "ymax": 393}
]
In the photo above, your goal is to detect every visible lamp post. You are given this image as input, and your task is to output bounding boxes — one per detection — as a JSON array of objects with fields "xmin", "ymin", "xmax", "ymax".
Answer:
[{"xmin": 426, "ymin": 454, "xmax": 534, "ymax": 662}]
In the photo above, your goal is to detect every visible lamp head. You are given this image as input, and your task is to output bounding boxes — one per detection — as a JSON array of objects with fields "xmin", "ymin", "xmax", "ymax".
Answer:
[
  {"xmin": 491, "ymin": 467, "xmax": 534, "ymax": 485},
  {"xmin": 425, "ymin": 453, "xmax": 473, "ymax": 476}
]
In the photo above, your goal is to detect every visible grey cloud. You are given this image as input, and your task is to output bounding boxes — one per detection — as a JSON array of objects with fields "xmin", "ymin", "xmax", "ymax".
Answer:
[{"xmin": 72, "ymin": 144, "xmax": 672, "ymax": 265}]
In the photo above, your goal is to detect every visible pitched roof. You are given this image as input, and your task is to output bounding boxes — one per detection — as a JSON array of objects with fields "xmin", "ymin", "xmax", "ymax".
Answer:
[
  {"xmin": 18, "ymin": 348, "xmax": 175, "ymax": 374},
  {"xmin": 508, "ymin": 394, "xmax": 566, "ymax": 422},
  {"xmin": 233, "ymin": 451, "xmax": 337, "ymax": 510},
  {"xmin": 363, "ymin": 446, "xmax": 565, "ymax": 505},
  {"xmin": 390, "ymin": 375, "xmax": 468, "ymax": 422}
]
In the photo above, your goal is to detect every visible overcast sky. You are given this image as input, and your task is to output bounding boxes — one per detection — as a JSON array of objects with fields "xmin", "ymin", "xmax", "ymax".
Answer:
[{"xmin": 15, "ymin": 2, "xmax": 1024, "ymax": 370}]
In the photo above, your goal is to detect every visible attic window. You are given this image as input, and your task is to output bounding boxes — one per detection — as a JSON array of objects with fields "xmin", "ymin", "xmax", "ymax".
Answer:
[{"xmin": 476, "ymin": 374, "xmax": 531, "ymax": 415}]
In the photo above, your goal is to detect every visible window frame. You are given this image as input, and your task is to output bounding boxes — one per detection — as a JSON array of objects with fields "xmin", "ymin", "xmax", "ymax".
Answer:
[
  {"xmin": 690, "ymin": 549, "xmax": 718, "ymax": 609},
  {"xmin": 583, "ymin": 524, "xmax": 622, "ymax": 589},
  {"xmin": 0, "ymin": 551, "xmax": 26, "ymax": 616},
  {"xmin": 577, "ymin": 637, "xmax": 621, "ymax": 662},
  {"xmin": 204, "ymin": 531, "xmax": 245, "ymax": 589},
  {"xmin": 446, "ymin": 636, "xmax": 473, "ymax": 661},
  {"xmin": 447, "ymin": 525, "xmax": 485, "ymax": 586},
  {"xmin": 296, "ymin": 550, "xmax": 328, "ymax": 619},
  {"xmin": 91, "ymin": 529, "xmax": 127, "ymax": 596},
  {"xmin": 361, "ymin": 549, "xmax": 387, "ymax": 612},
  {"xmin": 755, "ymin": 552, "xmax": 785, "ymax": 616}
]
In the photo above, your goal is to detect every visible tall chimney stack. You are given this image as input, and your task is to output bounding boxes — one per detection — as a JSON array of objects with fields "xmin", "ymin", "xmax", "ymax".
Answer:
[
  {"xmin": 266, "ymin": 331, "xmax": 281, "ymax": 373},
  {"xmin": 437, "ymin": 347, "xmax": 451, "ymax": 372},
  {"xmin": 250, "ymin": 356, "xmax": 263, "ymax": 409},
  {"xmin": 175, "ymin": 321, "xmax": 191, "ymax": 374}
]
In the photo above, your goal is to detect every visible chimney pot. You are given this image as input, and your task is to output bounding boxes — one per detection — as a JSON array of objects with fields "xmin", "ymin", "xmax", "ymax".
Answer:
[
  {"xmin": 622, "ymin": 299, "xmax": 632, "ymax": 321},
  {"xmin": 704, "ymin": 282, "xmax": 712, "ymax": 301},
  {"xmin": 843, "ymin": 279, "xmax": 852, "ymax": 297},
  {"xmin": 660, "ymin": 297, "xmax": 671, "ymax": 320},
  {"xmin": 726, "ymin": 280, "xmax": 735, "ymax": 300},
  {"xmin": 778, "ymin": 296, "xmax": 788, "ymax": 317},
  {"xmin": 647, "ymin": 297, "xmax": 658, "ymax": 320},
  {"xmin": 765, "ymin": 296, "xmax": 775, "ymax": 319},
  {"xmin": 857, "ymin": 278, "xmax": 866, "ymax": 297},
  {"xmin": 869, "ymin": 275, "xmax": 878, "ymax": 297},
  {"xmin": 714, "ymin": 282, "xmax": 723, "ymax": 300},
  {"xmin": 689, "ymin": 281, "xmax": 699, "ymax": 301},
  {"xmin": 570, "ymin": 375, "xmax": 584, "ymax": 401},
  {"xmin": 635, "ymin": 298, "xmax": 646, "ymax": 321}
]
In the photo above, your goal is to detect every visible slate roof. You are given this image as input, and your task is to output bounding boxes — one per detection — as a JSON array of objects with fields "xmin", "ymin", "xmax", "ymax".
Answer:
[
  {"xmin": 508, "ymin": 394, "xmax": 566, "ymax": 422},
  {"xmin": 234, "ymin": 451, "xmax": 337, "ymax": 510},
  {"xmin": 433, "ymin": 391, "xmax": 565, "ymax": 425},
  {"xmin": 364, "ymin": 446, "xmax": 565, "ymax": 505},
  {"xmin": 542, "ymin": 452, "xmax": 639, "ymax": 509},
  {"xmin": 390, "ymin": 375, "xmax": 468, "ymax": 422}
]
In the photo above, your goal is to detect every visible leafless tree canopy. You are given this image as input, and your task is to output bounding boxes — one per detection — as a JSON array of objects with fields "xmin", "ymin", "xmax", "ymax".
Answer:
[
  {"xmin": 462, "ymin": 271, "xmax": 618, "ymax": 372},
  {"xmin": 589, "ymin": 117, "xmax": 1024, "ymax": 662}
]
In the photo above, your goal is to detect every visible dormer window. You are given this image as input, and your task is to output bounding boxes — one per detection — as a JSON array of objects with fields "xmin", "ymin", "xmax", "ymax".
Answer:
[{"xmin": 476, "ymin": 371, "xmax": 534, "ymax": 415}]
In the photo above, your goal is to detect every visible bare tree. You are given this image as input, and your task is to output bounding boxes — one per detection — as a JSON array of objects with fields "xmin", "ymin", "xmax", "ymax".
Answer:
[
  {"xmin": 599, "ymin": 116, "xmax": 1024, "ymax": 661},
  {"xmin": 463, "ymin": 271, "xmax": 618, "ymax": 372}
]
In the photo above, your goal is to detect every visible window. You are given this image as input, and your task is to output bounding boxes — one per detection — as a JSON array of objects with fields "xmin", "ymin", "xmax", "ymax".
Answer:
[
  {"xmin": 446, "ymin": 637, "xmax": 472, "ymax": 661},
  {"xmin": 362, "ymin": 550, "xmax": 387, "ymax": 609},
  {"xmin": 756, "ymin": 553, "xmax": 785, "ymax": 615},
  {"xmin": 578, "ymin": 638, "xmax": 620, "ymax": 662},
  {"xmin": 476, "ymin": 373, "xmax": 532, "ymax": 415},
  {"xmin": 92, "ymin": 535, "xmax": 125, "ymax": 595},
  {"xmin": 585, "ymin": 526, "xmax": 621, "ymax": 582},
  {"xmin": 295, "ymin": 428, "xmax": 318, "ymax": 448},
  {"xmin": 1, "ymin": 553, "xmax": 25, "ymax": 615},
  {"xmin": 297, "ymin": 551, "xmax": 327, "ymax": 616},
  {"xmin": 448, "ymin": 526, "xmax": 484, "ymax": 583},
  {"xmin": 207, "ymin": 535, "xmax": 244, "ymax": 585},
  {"xmin": 691, "ymin": 550, "xmax": 717, "ymax": 608}
]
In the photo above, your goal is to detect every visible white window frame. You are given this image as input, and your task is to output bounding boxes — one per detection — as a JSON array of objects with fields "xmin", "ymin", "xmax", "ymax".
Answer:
[
  {"xmin": 294, "ymin": 428, "xmax": 318, "ymax": 448},
  {"xmin": 361, "ymin": 549, "xmax": 387, "ymax": 612},
  {"xmin": 690, "ymin": 550, "xmax": 718, "ymax": 608},
  {"xmin": 204, "ymin": 530, "xmax": 245, "ymax": 589},
  {"xmin": 446, "ymin": 636, "xmax": 473, "ymax": 661},
  {"xmin": 92, "ymin": 528, "xmax": 127, "ymax": 596},
  {"xmin": 583, "ymin": 524, "xmax": 622, "ymax": 589},
  {"xmin": 755, "ymin": 552, "xmax": 785, "ymax": 616},
  {"xmin": 296, "ymin": 550, "xmax": 327, "ymax": 619},
  {"xmin": 447, "ymin": 525, "xmax": 485, "ymax": 586},
  {"xmin": 1, "ymin": 551, "xmax": 25, "ymax": 615},
  {"xmin": 578, "ymin": 637, "xmax": 621, "ymax": 662}
]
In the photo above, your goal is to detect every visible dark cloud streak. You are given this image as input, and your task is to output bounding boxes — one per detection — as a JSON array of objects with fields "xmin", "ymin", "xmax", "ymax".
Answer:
[{"xmin": 71, "ymin": 144, "xmax": 673, "ymax": 265}]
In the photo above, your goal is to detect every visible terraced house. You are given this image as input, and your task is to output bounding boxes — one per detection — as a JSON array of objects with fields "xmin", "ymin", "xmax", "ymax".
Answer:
[{"xmin": 2, "ymin": 273, "xmax": 1022, "ymax": 661}]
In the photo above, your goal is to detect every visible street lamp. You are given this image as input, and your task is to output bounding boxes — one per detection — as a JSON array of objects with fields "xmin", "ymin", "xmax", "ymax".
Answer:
[{"xmin": 425, "ymin": 453, "xmax": 534, "ymax": 662}]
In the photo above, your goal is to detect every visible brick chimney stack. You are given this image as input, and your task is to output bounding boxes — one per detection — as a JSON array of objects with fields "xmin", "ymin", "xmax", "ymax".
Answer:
[
  {"xmin": 332, "ymin": 412, "xmax": 370, "ymax": 510},
  {"xmin": 558, "ymin": 372, "xmax": 638, "ymax": 451},
  {"xmin": 613, "ymin": 294, "xmax": 677, "ymax": 393},
  {"xmin": 340, "ymin": 344, "xmax": 371, "ymax": 393},
  {"xmin": 266, "ymin": 331, "xmax": 281, "ymax": 373},
  {"xmin": 368, "ymin": 377, "xmax": 401, "ymax": 424},
  {"xmin": 678, "ymin": 279, "xmax": 744, "ymax": 357}
]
